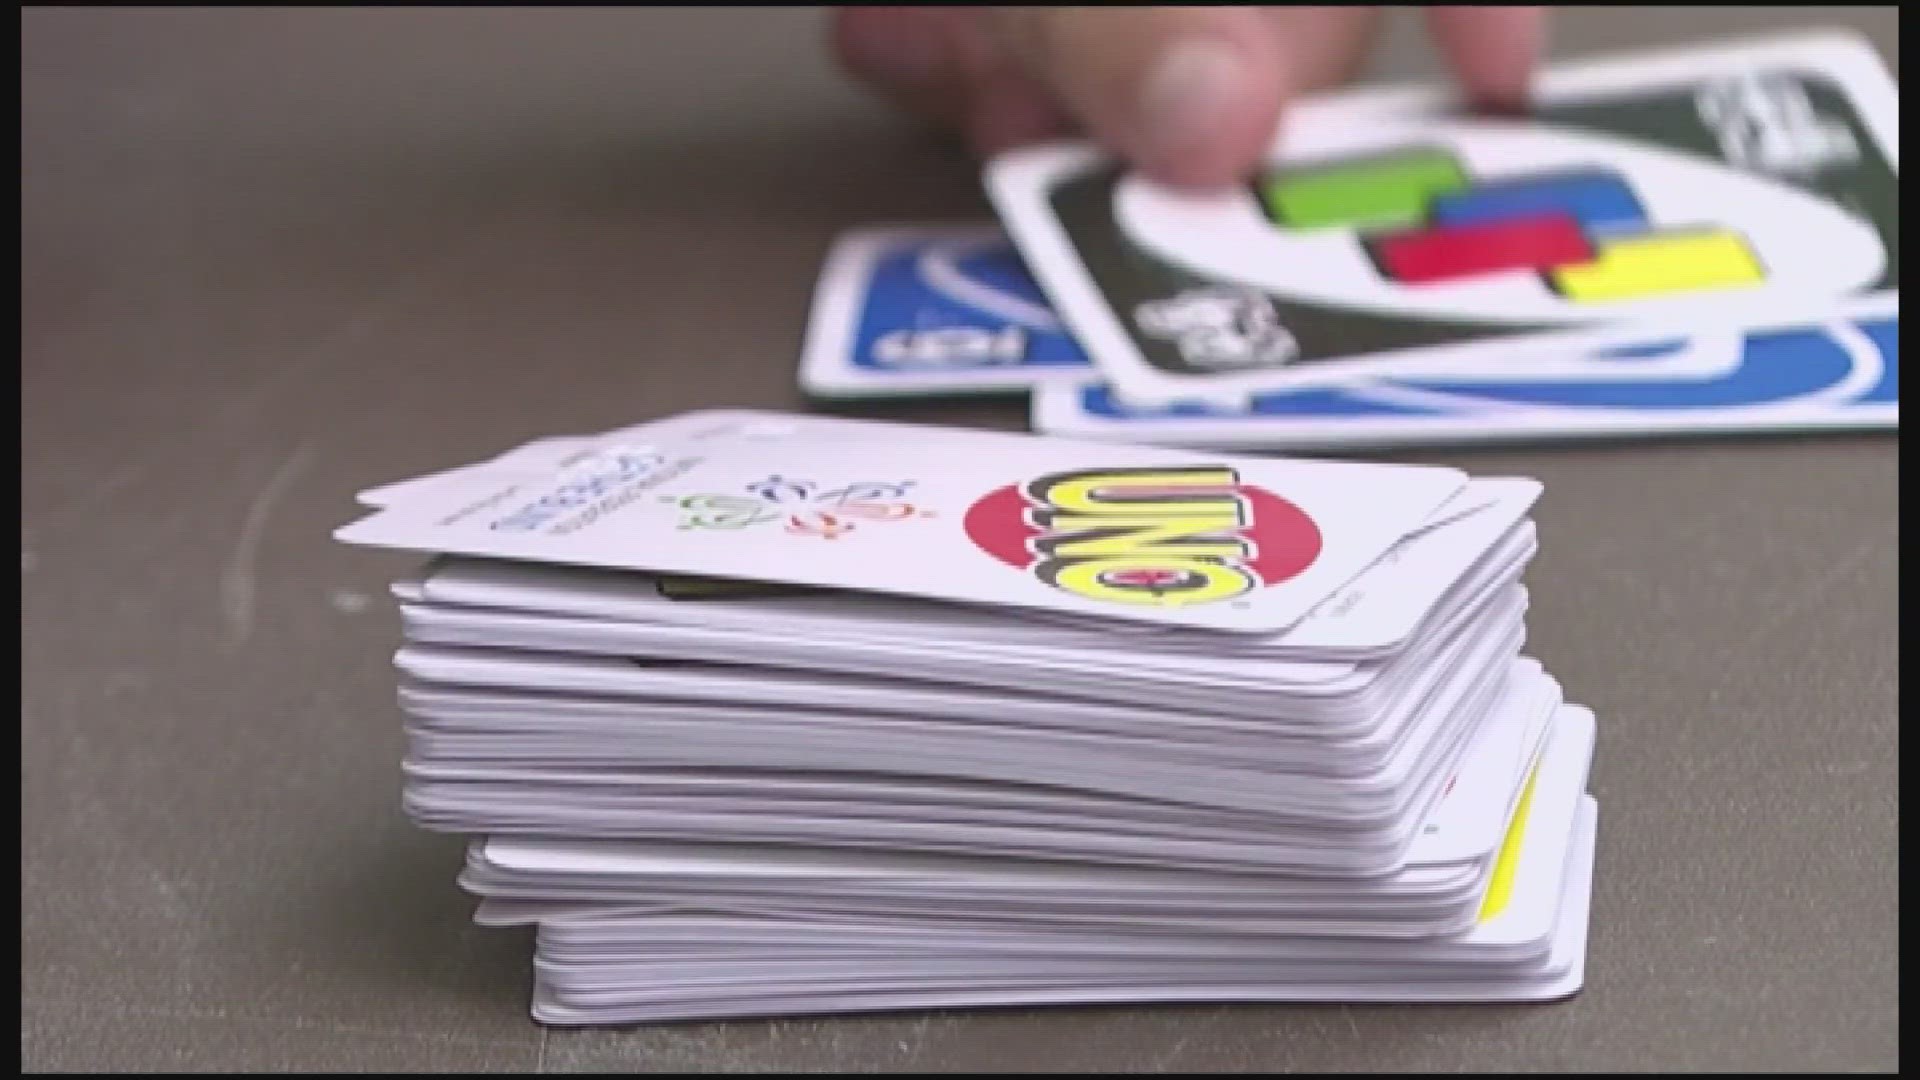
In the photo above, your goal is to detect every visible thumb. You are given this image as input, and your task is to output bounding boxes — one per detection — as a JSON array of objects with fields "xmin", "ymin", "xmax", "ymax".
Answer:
[{"xmin": 988, "ymin": 6, "xmax": 1288, "ymax": 189}]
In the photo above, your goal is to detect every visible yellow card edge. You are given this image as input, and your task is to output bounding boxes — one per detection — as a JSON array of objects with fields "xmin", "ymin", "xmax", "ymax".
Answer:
[{"xmin": 1476, "ymin": 760, "xmax": 1543, "ymax": 923}]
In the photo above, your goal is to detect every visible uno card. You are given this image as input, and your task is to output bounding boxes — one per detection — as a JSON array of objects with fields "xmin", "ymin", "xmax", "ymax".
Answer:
[
  {"xmin": 1460, "ymin": 705, "xmax": 1595, "ymax": 951},
  {"xmin": 1034, "ymin": 302, "xmax": 1899, "ymax": 448},
  {"xmin": 798, "ymin": 225, "xmax": 1094, "ymax": 399},
  {"xmin": 1407, "ymin": 672, "xmax": 1563, "ymax": 869},
  {"xmin": 336, "ymin": 420, "xmax": 1471, "ymax": 633},
  {"xmin": 394, "ymin": 474, "xmax": 1536, "ymax": 671},
  {"xmin": 989, "ymin": 30, "xmax": 1899, "ymax": 407},
  {"xmin": 515, "ymin": 796, "xmax": 1597, "ymax": 1023},
  {"xmin": 357, "ymin": 409, "xmax": 1058, "ymax": 509},
  {"xmin": 793, "ymin": 226, "xmax": 1750, "ymax": 404}
]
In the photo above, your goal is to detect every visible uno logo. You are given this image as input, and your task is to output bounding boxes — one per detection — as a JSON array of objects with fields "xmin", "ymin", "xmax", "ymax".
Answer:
[
  {"xmin": 1256, "ymin": 146, "xmax": 1765, "ymax": 303},
  {"xmin": 962, "ymin": 466, "xmax": 1322, "ymax": 608}
]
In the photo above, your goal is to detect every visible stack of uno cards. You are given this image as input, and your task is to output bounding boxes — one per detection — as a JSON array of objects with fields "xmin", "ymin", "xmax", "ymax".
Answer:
[
  {"xmin": 800, "ymin": 31, "xmax": 1898, "ymax": 449},
  {"xmin": 339, "ymin": 410, "xmax": 1597, "ymax": 1024}
]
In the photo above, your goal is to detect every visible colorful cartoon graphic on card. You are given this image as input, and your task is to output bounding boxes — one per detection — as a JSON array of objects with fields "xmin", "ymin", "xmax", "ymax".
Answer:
[
  {"xmin": 356, "ymin": 410, "xmax": 1072, "ymax": 509},
  {"xmin": 989, "ymin": 31, "xmax": 1899, "ymax": 407},
  {"xmin": 798, "ymin": 225, "xmax": 1095, "ymax": 399},
  {"xmin": 336, "ymin": 423, "xmax": 1468, "ymax": 632}
]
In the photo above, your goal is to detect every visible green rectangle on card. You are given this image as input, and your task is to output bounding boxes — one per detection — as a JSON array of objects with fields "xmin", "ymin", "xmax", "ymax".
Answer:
[{"xmin": 1261, "ymin": 148, "xmax": 1470, "ymax": 231}]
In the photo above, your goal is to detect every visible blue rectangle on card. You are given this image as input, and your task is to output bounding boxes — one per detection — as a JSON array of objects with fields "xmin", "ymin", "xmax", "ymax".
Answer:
[{"xmin": 1427, "ymin": 169, "xmax": 1647, "ymax": 236}]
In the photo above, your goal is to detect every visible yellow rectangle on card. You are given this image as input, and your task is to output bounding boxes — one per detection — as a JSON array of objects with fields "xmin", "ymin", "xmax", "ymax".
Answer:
[
  {"xmin": 1476, "ymin": 762, "xmax": 1542, "ymax": 923},
  {"xmin": 1551, "ymin": 229, "xmax": 1765, "ymax": 302}
]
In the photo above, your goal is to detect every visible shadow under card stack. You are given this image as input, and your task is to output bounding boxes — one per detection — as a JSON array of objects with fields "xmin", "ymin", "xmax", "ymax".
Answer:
[{"xmin": 338, "ymin": 410, "xmax": 1598, "ymax": 1025}]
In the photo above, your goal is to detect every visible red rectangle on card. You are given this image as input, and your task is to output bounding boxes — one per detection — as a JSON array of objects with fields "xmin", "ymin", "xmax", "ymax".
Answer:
[{"xmin": 1370, "ymin": 213, "xmax": 1594, "ymax": 284}]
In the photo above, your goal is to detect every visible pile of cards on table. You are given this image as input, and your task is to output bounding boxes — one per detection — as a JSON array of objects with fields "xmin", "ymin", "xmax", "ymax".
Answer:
[{"xmin": 338, "ymin": 409, "xmax": 1599, "ymax": 1025}]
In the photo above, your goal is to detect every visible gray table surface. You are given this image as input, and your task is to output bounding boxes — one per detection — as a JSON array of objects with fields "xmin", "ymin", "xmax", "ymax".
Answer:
[{"xmin": 21, "ymin": 7, "xmax": 1899, "ymax": 1073}]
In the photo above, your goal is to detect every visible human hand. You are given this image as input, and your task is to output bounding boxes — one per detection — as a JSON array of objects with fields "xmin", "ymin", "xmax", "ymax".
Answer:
[{"xmin": 830, "ymin": 6, "xmax": 1546, "ymax": 189}]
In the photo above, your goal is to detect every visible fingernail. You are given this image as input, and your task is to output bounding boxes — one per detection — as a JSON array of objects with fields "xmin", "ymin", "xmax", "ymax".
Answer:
[{"xmin": 1138, "ymin": 38, "xmax": 1252, "ymax": 156}]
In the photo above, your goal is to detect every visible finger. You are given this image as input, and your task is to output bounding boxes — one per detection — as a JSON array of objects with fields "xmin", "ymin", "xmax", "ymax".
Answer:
[
  {"xmin": 939, "ymin": 15, "xmax": 1079, "ymax": 158},
  {"xmin": 988, "ymin": 5, "xmax": 1288, "ymax": 189},
  {"xmin": 1424, "ymin": 6, "xmax": 1547, "ymax": 112},
  {"xmin": 962, "ymin": 69, "xmax": 1077, "ymax": 157},
  {"xmin": 828, "ymin": 6, "xmax": 974, "ymax": 131},
  {"xmin": 1262, "ymin": 6, "xmax": 1385, "ymax": 95}
]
